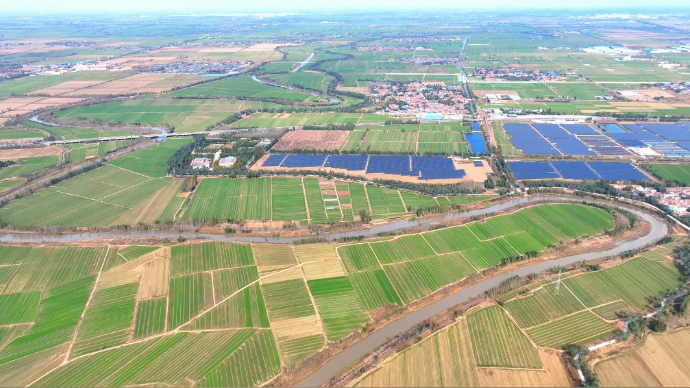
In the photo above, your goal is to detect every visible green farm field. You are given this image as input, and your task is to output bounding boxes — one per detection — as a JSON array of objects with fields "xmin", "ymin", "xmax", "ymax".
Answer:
[
  {"xmin": 168, "ymin": 75, "xmax": 322, "ymax": 102},
  {"xmin": 0, "ymin": 139, "xmax": 190, "ymax": 227},
  {"xmin": 55, "ymin": 99, "xmax": 286, "ymax": 133},
  {"xmin": 182, "ymin": 177, "xmax": 488, "ymax": 224},
  {"xmin": 645, "ymin": 164, "xmax": 690, "ymax": 185}
]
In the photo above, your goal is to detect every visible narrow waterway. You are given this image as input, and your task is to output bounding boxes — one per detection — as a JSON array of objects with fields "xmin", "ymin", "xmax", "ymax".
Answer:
[
  {"xmin": 291, "ymin": 52, "xmax": 315, "ymax": 73},
  {"xmin": 292, "ymin": 207, "xmax": 668, "ymax": 387},
  {"xmin": 1, "ymin": 196, "xmax": 570, "ymax": 243}
]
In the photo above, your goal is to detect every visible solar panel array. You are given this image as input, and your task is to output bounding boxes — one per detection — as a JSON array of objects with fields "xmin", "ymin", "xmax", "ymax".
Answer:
[
  {"xmin": 324, "ymin": 155, "xmax": 368, "ymax": 170},
  {"xmin": 281, "ymin": 155, "xmax": 328, "ymax": 168},
  {"xmin": 508, "ymin": 161, "xmax": 649, "ymax": 181},
  {"xmin": 263, "ymin": 154, "xmax": 467, "ymax": 180},
  {"xmin": 504, "ymin": 123, "xmax": 560, "ymax": 155},
  {"xmin": 577, "ymin": 135, "xmax": 630, "ymax": 155},
  {"xmin": 263, "ymin": 154, "xmax": 288, "ymax": 167}
]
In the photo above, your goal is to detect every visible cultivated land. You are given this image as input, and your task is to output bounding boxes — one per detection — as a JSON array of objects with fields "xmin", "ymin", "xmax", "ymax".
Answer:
[
  {"xmin": 182, "ymin": 176, "xmax": 490, "ymax": 224},
  {"xmin": 0, "ymin": 139, "xmax": 190, "ymax": 227},
  {"xmin": 646, "ymin": 164, "xmax": 690, "ymax": 185},
  {"xmin": 168, "ymin": 75, "xmax": 322, "ymax": 102},
  {"xmin": 2, "ymin": 10, "xmax": 690, "ymax": 388},
  {"xmin": 596, "ymin": 328, "xmax": 690, "ymax": 387},
  {"xmin": 0, "ymin": 203, "xmax": 621, "ymax": 386},
  {"xmin": 55, "ymin": 99, "xmax": 287, "ymax": 133}
]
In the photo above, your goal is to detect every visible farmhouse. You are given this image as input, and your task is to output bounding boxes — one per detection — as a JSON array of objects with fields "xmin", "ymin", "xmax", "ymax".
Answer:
[{"xmin": 190, "ymin": 157, "xmax": 210, "ymax": 169}]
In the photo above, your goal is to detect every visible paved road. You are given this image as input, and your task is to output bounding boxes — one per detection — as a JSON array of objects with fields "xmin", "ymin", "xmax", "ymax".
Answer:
[{"xmin": 292, "ymin": 206, "xmax": 668, "ymax": 387}]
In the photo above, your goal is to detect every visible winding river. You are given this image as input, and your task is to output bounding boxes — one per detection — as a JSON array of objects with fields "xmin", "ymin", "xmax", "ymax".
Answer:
[
  {"xmin": 293, "ymin": 204, "xmax": 668, "ymax": 387},
  {"xmin": 0, "ymin": 197, "xmax": 670, "ymax": 387}
]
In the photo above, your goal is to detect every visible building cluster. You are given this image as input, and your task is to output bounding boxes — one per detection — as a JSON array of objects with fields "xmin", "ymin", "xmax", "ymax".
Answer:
[
  {"xmin": 657, "ymin": 82, "xmax": 690, "ymax": 95},
  {"xmin": 398, "ymin": 57, "xmax": 458, "ymax": 65},
  {"xmin": 472, "ymin": 67, "xmax": 562, "ymax": 81},
  {"xmin": 390, "ymin": 37, "xmax": 455, "ymax": 43},
  {"xmin": 371, "ymin": 81, "xmax": 467, "ymax": 119},
  {"xmin": 356, "ymin": 45, "xmax": 412, "ymax": 51},
  {"xmin": 635, "ymin": 186, "xmax": 690, "ymax": 216},
  {"xmin": 141, "ymin": 60, "xmax": 252, "ymax": 74}
]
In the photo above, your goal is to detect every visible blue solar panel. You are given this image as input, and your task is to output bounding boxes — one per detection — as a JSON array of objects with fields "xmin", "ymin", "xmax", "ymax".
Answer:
[
  {"xmin": 551, "ymin": 161, "xmax": 600, "ymax": 180},
  {"xmin": 551, "ymin": 138, "xmax": 596, "ymax": 156},
  {"xmin": 586, "ymin": 162, "xmax": 649, "ymax": 181},
  {"xmin": 504, "ymin": 124, "xmax": 561, "ymax": 155},
  {"xmin": 465, "ymin": 133, "xmax": 487, "ymax": 154},
  {"xmin": 676, "ymin": 141, "xmax": 690, "ymax": 152},
  {"xmin": 508, "ymin": 161, "xmax": 560, "ymax": 180},
  {"xmin": 473, "ymin": 161, "xmax": 483, "ymax": 167},
  {"xmin": 366, "ymin": 155, "xmax": 411, "ymax": 175},
  {"xmin": 562, "ymin": 124, "xmax": 598, "ymax": 135},
  {"xmin": 602, "ymin": 124, "xmax": 628, "ymax": 133},
  {"xmin": 532, "ymin": 124, "xmax": 571, "ymax": 139},
  {"xmin": 411, "ymin": 156, "xmax": 466, "ymax": 180},
  {"xmin": 281, "ymin": 155, "xmax": 328, "ymax": 168},
  {"xmin": 264, "ymin": 154, "xmax": 287, "ymax": 167},
  {"xmin": 639, "ymin": 123, "xmax": 690, "ymax": 141},
  {"xmin": 323, "ymin": 155, "xmax": 368, "ymax": 171}
]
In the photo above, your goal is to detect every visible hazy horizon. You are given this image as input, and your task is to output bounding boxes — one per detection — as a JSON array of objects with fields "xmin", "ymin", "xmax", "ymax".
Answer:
[{"xmin": 3, "ymin": 0, "xmax": 690, "ymax": 14}]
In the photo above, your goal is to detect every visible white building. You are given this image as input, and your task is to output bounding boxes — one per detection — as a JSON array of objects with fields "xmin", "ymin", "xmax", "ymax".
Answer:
[{"xmin": 190, "ymin": 157, "xmax": 210, "ymax": 169}]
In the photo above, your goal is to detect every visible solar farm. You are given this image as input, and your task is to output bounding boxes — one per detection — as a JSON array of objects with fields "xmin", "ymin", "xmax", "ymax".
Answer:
[
  {"xmin": 508, "ymin": 160, "xmax": 650, "ymax": 181},
  {"xmin": 502, "ymin": 122, "xmax": 690, "ymax": 158},
  {"xmin": 256, "ymin": 154, "xmax": 491, "ymax": 182}
]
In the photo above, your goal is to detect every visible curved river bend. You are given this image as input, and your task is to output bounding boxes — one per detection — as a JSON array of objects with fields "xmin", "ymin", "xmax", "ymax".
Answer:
[
  {"xmin": 0, "ymin": 196, "xmax": 670, "ymax": 387},
  {"xmin": 292, "ymin": 206, "xmax": 668, "ymax": 387}
]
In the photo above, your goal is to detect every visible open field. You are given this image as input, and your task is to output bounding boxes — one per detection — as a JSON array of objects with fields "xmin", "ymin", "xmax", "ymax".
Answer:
[
  {"xmin": 182, "ymin": 177, "xmax": 485, "ymax": 224},
  {"xmin": 563, "ymin": 257, "xmax": 683, "ymax": 311},
  {"xmin": 354, "ymin": 311, "xmax": 570, "ymax": 387},
  {"xmin": 0, "ymin": 156, "xmax": 59, "ymax": 180},
  {"xmin": 228, "ymin": 112, "xmax": 388, "ymax": 128},
  {"xmin": 168, "ymin": 75, "xmax": 322, "ymax": 102},
  {"xmin": 645, "ymin": 164, "xmax": 690, "ymax": 185},
  {"xmin": 0, "ymin": 139, "xmax": 190, "ymax": 227},
  {"xmin": 55, "ymin": 99, "xmax": 286, "ymax": 133},
  {"xmin": 267, "ymin": 71, "xmax": 335, "ymax": 93},
  {"xmin": 597, "ymin": 328, "xmax": 690, "ymax": 387}
]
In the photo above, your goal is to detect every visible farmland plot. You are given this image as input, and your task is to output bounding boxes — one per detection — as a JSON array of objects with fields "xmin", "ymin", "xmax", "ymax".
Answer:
[
  {"xmin": 253, "ymin": 244, "xmax": 297, "ymax": 274},
  {"xmin": 527, "ymin": 310, "xmax": 614, "ymax": 349},
  {"xmin": 308, "ymin": 277, "xmax": 369, "ymax": 340},
  {"xmin": 71, "ymin": 282, "xmax": 138, "ymax": 357},
  {"xmin": 183, "ymin": 178, "xmax": 272, "ymax": 222},
  {"xmin": 170, "ymin": 242, "xmax": 254, "ymax": 276},
  {"xmin": 563, "ymin": 257, "xmax": 682, "ymax": 310},
  {"xmin": 271, "ymin": 178, "xmax": 307, "ymax": 221},
  {"xmin": 466, "ymin": 306, "xmax": 541, "ymax": 368},
  {"xmin": 503, "ymin": 286, "xmax": 585, "ymax": 328},
  {"xmin": 185, "ymin": 283, "xmax": 269, "ymax": 330},
  {"xmin": 33, "ymin": 330, "xmax": 281, "ymax": 387},
  {"xmin": 349, "ymin": 270, "xmax": 403, "ymax": 310},
  {"xmin": 167, "ymin": 273, "xmax": 214, "ymax": 329},
  {"xmin": 134, "ymin": 297, "xmax": 167, "ymax": 339}
]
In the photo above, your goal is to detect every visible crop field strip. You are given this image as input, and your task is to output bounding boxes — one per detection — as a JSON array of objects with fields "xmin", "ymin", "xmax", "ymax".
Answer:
[
  {"xmin": 337, "ymin": 204, "xmax": 612, "ymax": 309},
  {"xmin": 466, "ymin": 306, "xmax": 542, "ymax": 368},
  {"xmin": 526, "ymin": 310, "xmax": 614, "ymax": 349},
  {"xmin": 0, "ymin": 139, "xmax": 190, "ymax": 227},
  {"xmin": 562, "ymin": 257, "xmax": 683, "ymax": 310},
  {"xmin": 183, "ymin": 177, "xmax": 481, "ymax": 225}
]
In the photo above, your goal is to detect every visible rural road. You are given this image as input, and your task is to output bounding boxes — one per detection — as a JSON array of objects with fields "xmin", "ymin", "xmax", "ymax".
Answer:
[{"xmin": 292, "ymin": 205, "xmax": 669, "ymax": 387}]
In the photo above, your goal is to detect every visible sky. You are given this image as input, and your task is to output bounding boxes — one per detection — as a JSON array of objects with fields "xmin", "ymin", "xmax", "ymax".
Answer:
[{"xmin": 2, "ymin": 0, "xmax": 689, "ymax": 13}]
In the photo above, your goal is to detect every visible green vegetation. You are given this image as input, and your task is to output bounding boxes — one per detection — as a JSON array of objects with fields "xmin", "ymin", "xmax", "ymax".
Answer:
[
  {"xmin": 0, "ymin": 139, "xmax": 189, "ymax": 227},
  {"xmin": 0, "ymin": 128, "xmax": 44, "ymax": 140},
  {"xmin": 563, "ymin": 257, "xmax": 682, "ymax": 310},
  {"xmin": 56, "ymin": 99, "xmax": 283, "ymax": 133},
  {"xmin": 466, "ymin": 306, "xmax": 542, "ymax": 368},
  {"xmin": 0, "ymin": 156, "xmax": 59, "ymax": 180},
  {"xmin": 527, "ymin": 311, "xmax": 614, "ymax": 349},
  {"xmin": 168, "ymin": 75, "xmax": 322, "ymax": 102},
  {"xmin": 134, "ymin": 297, "xmax": 167, "ymax": 339},
  {"xmin": 503, "ymin": 286, "xmax": 584, "ymax": 328},
  {"xmin": 646, "ymin": 164, "xmax": 690, "ymax": 185}
]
